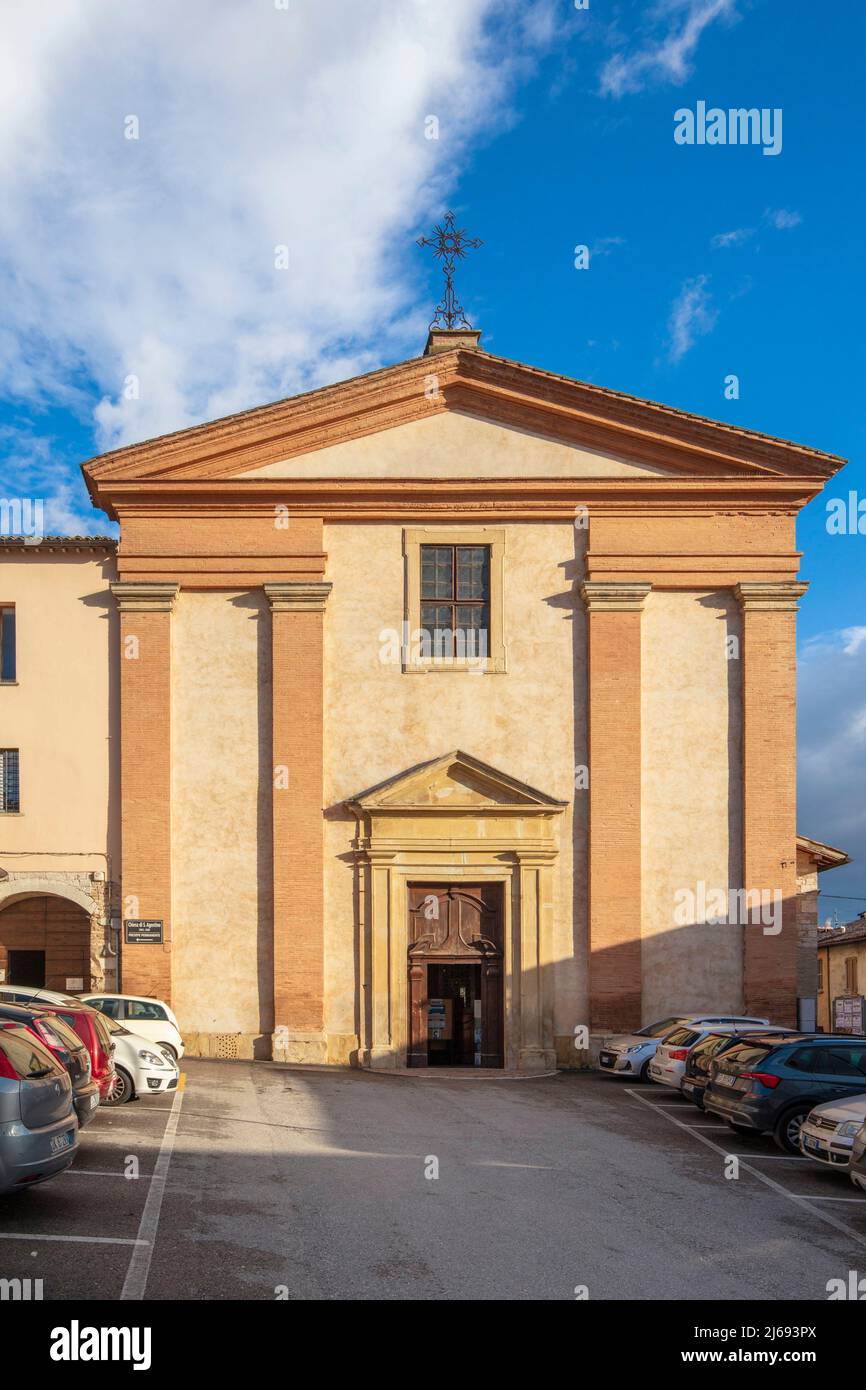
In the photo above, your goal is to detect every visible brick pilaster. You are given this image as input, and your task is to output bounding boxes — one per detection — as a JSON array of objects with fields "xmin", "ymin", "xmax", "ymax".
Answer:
[
  {"xmin": 581, "ymin": 581, "xmax": 651, "ymax": 1032},
  {"xmin": 265, "ymin": 581, "xmax": 332, "ymax": 1063},
  {"xmin": 736, "ymin": 581, "xmax": 808, "ymax": 1025},
  {"xmin": 109, "ymin": 582, "xmax": 179, "ymax": 1002}
]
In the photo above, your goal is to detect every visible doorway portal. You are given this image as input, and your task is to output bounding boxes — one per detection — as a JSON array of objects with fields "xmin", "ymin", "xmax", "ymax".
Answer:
[
  {"xmin": 8, "ymin": 949, "xmax": 46, "ymax": 987},
  {"xmin": 407, "ymin": 884, "xmax": 504, "ymax": 1068}
]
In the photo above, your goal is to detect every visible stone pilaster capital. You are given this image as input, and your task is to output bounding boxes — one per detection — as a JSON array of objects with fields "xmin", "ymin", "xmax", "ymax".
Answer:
[
  {"xmin": 734, "ymin": 581, "xmax": 809, "ymax": 613},
  {"xmin": 579, "ymin": 581, "xmax": 651, "ymax": 612},
  {"xmin": 264, "ymin": 581, "xmax": 332, "ymax": 613},
  {"xmin": 109, "ymin": 582, "xmax": 180, "ymax": 613}
]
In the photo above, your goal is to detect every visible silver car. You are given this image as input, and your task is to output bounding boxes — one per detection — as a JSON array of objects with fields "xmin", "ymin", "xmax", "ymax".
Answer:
[
  {"xmin": 0, "ymin": 1022, "xmax": 79, "ymax": 1195},
  {"xmin": 597, "ymin": 1013, "xmax": 769, "ymax": 1082}
]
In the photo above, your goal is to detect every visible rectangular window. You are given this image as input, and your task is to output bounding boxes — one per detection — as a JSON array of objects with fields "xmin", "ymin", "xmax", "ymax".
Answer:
[
  {"xmin": 817, "ymin": 957, "xmax": 824, "ymax": 992},
  {"xmin": 845, "ymin": 956, "xmax": 859, "ymax": 994},
  {"xmin": 0, "ymin": 607, "xmax": 15, "ymax": 682},
  {"xmin": 0, "ymin": 749, "xmax": 20, "ymax": 813},
  {"xmin": 420, "ymin": 544, "xmax": 490, "ymax": 660}
]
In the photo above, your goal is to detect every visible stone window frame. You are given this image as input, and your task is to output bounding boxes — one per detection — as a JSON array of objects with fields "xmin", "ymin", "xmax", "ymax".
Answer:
[{"xmin": 402, "ymin": 526, "xmax": 506, "ymax": 674}]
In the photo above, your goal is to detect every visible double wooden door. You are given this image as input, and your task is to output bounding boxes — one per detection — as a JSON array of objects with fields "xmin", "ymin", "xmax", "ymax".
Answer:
[{"xmin": 407, "ymin": 884, "xmax": 504, "ymax": 1068}]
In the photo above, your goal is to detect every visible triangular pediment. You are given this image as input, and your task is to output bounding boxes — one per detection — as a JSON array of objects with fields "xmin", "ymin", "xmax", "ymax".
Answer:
[
  {"xmin": 81, "ymin": 348, "xmax": 843, "ymax": 515},
  {"xmin": 347, "ymin": 750, "xmax": 566, "ymax": 813}
]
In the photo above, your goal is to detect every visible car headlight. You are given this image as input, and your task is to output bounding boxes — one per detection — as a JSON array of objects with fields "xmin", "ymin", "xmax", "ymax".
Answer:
[
  {"xmin": 139, "ymin": 1050, "xmax": 167, "ymax": 1067},
  {"xmin": 838, "ymin": 1121, "xmax": 862, "ymax": 1139},
  {"xmin": 626, "ymin": 1045, "xmax": 645, "ymax": 1054}
]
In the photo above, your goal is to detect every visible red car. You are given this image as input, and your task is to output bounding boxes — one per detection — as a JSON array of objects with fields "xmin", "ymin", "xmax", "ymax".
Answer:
[
  {"xmin": 0, "ymin": 989, "xmax": 117, "ymax": 1104},
  {"xmin": 0, "ymin": 1002, "xmax": 101, "ymax": 1125}
]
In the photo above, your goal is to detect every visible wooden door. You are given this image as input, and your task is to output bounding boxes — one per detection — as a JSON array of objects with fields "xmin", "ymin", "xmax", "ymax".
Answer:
[{"xmin": 407, "ymin": 885, "xmax": 504, "ymax": 1068}]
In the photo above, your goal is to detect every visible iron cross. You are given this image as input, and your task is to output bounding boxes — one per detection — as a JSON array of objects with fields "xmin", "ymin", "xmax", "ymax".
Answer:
[{"xmin": 417, "ymin": 212, "xmax": 483, "ymax": 330}]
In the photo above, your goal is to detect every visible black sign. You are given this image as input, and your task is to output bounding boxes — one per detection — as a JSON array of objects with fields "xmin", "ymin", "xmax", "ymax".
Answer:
[{"xmin": 124, "ymin": 919, "xmax": 164, "ymax": 944}]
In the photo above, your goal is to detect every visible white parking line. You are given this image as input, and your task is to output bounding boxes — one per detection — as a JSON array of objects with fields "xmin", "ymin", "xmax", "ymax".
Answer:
[
  {"xmin": 63, "ymin": 1169, "xmax": 143, "ymax": 1178},
  {"xmin": 120, "ymin": 1083, "xmax": 185, "ymax": 1301},
  {"xmin": 625, "ymin": 1087, "xmax": 866, "ymax": 1253},
  {"xmin": 790, "ymin": 1194, "xmax": 866, "ymax": 1203},
  {"xmin": 0, "ymin": 1231, "xmax": 147, "ymax": 1246}
]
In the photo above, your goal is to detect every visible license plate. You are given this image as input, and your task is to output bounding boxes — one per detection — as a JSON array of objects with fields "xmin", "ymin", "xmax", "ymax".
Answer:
[
  {"xmin": 682, "ymin": 1081, "xmax": 694, "ymax": 1093},
  {"xmin": 599, "ymin": 1053, "xmax": 615, "ymax": 1068},
  {"xmin": 717, "ymin": 1073, "xmax": 738, "ymax": 1087},
  {"xmin": 50, "ymin": 1131, "xmax": 73, "ymax": 1154},
  {"xmin": 89, "ymin": 1094, "xmax": 99, "ymax": 1109},
  {"xmin": 804, "ymin": 1135, "xmax": 824, "ymax": 1154}
]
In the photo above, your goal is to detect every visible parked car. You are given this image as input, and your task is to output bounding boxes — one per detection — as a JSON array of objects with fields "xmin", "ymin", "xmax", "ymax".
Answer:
[
  {"xmin": 98, "ymin": 1013, "xmax": 180, "ymax": 1105},
  {"xmin": 798, "ymin": 1093, "xmax": 866, "ymax": 1170},
  {"xmin": 682, "ymin": 1027, "xmax": 797, "ymax": 1109},
  {"xmin": 0, "ymin": 987, "xmax": 116, "ymax": 1102},
  {"xmin": 80, "ymin": 993, "xmax": 185, "ymax": 1061},
  {"xmin": 597, "ymin": 1013, "xmax": 769, "ymax": 1082},
  {"xmin": 704, "ymin": 1034, "xmax": 866, "ymax": 1153},
  {"xmin": 649, "ymin": 1018, "xmax": 775, "ymax": 1091},
  {"xmin": 0, "ymin": 1021, "xmax": 79, "ymax": 1195},
  {"xmin": 849, "ymin": 1121, "xmax": 866, "ymax": 1191},
  {"xmin": 0, "ymin": 1002, "xmax": 100, "ymax": 1127}
]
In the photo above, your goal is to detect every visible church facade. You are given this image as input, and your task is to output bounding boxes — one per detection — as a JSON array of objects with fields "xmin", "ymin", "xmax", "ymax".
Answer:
[{"xmin": 0, "ymin": 330, "xmax": 846, "ymax": 1069}]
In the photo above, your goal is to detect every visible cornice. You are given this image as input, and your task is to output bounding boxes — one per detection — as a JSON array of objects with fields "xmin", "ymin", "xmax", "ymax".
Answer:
[{"xmin": 81, "ymin": 349, "xmax": 845, "ymax": 518}]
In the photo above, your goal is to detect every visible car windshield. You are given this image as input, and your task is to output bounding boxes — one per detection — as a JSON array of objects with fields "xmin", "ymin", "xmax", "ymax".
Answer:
[
  {"xmin": 664, "ymin": 1027, "xmax": 701, "ymax": 1047},
  {"xmin": 637, "ymin": 1017, "xmax": 684, "ymax": 1038},
  {"xmin": 692, "ymin": 1034, "xmax": 727, "ymax": 1056},
  {"xmin": 38, "ymin": 1014, "xmax": 83, "ymax": 1052},
  {"xmin": 722, "ymin": 1042, "xmax": 773, "ymax": 1069},
  {"xmin": 101, "ymin": 1015, "xmax": 131, "ymax": 1037},
  {"xmin": 0, "ymin": 1023, "xmax": 62, "ymax": 1078}
]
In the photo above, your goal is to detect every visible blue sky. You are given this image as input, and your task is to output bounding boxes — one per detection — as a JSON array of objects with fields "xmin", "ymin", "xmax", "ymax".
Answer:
[{"xmin": 1, "ymin": 0, "xmax": 864, "ymax": 913}]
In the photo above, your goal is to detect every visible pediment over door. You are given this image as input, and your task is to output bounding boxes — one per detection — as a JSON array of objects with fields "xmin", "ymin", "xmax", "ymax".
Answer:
[{"xmin": 346, "ymin": 750, "xmax": 567, "ymax": 815}]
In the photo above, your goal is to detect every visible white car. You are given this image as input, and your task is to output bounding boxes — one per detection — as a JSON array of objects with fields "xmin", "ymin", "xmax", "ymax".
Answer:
[
  {"xmin": 648, "ymin": 1017, "xmax": 771, "ymax": 1091},
  {"xmin": 98, "ymin": 1014, "xmax": 180, "ymax": 1105},
  {"xmin": 799, "ymin": 1093, "xmax": 866, "ymax": 1171},
  {"xmin": 598, "ymin": 1013, "xmax": 768, "ymax": 1083},
  {"xmin": 80, "ymin": 993, "xmax": 184, "ymax": 1061}
]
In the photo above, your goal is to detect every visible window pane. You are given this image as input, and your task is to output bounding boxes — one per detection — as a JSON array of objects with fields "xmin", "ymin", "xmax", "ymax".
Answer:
[
  {"xmin": 456, "ymin": 547, "xmax": 488, "ymax": 600},
  {"xmin": 0, "ymin": 749, "xmax": 20, "ymax": 813},
  {"xmin": 0, "ymin": 608, "xmax": 15, "ymax": 682},
  {"xmin": 421, "ymin": 604, "xmax": 454, "ymax": 659},
  {"xmin": 455, "ymin": 604, "xmax": 489, "ymax": 659},
  {"xmin": 421, "ymin": 547, "xmax": 453, "ymax": 600}
]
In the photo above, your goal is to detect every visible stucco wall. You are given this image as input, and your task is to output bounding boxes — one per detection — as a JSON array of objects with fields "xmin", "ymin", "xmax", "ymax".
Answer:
[
  {"xmin": 170, "ymin": 591, "xmax": 273, "ymax": 1037},
  {"xmin": 253, "ymin": 410, "xmax": 679, "ymax": 481},
  {"xmin": 322, "ymin": 520, "xmax": 586, "ymax": 1048},
  {"xmin": 641, "ymin": 590, "xmax": 743, "ymax": 1020}
]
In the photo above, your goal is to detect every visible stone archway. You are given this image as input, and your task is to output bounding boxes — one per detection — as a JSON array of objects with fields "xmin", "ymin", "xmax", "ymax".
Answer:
[{"xmin": 0, "ymin": 892, "xmax": 95, "ymax": 992}]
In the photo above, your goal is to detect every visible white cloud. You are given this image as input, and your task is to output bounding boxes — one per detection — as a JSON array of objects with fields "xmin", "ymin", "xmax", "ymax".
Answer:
[
  {"xmin": 0, "ymin": 0, "xmax": 552, "ymax": 453},
  {"xmin": 764, "ymin": 208, "xmax": 802, "ymax": 230},
  {"xmin": 600, "ymin": 0, "xmax": 738, "ymax": 99},
  {"xmin": 711, "ymin": 227, "xmax": 754, "ymax": 249},
  {"xmin": 590, "ymin": 235, "xmax": 626, "ymax": 258},
  {"xmin": 666, "ymin": 274, "xmax": 717, "ymax": 362}
]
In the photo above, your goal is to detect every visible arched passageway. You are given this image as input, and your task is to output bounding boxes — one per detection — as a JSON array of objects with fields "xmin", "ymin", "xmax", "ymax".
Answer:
[{"xmin": 0, "ymin": 894, "xmax": 93, "ymax": 991}]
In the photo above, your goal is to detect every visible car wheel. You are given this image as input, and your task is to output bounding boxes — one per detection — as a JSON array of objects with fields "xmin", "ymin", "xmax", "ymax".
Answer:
[
  {"xmin": 103, "ymin": 1068, "xmax": 134, "ymax": 1106},
  {"xmin": 773, "ymin": 1107, "xmax": 808, "ymax": 1154},
  {"xmin": 159, "ymin": 1043, "xmax": 178, "ymax": 1064},
  {"xmin": 638, "ymin": 1060, "xmax": 653, "ymax": 1083}
]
